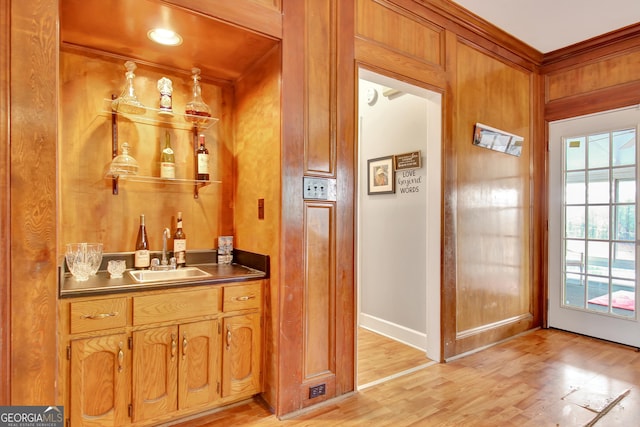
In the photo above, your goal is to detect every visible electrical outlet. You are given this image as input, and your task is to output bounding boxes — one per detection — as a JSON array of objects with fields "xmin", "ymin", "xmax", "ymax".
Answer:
[{"xmin": 309, "ymin": 383, "xmax": 326, "ymax": 399}]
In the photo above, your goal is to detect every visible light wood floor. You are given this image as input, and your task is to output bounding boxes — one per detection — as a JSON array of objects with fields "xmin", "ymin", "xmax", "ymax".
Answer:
[
  {"xmin": 357, "ymin": 327, "xmax": 432, "ymax": 387},
  {"xmin": 170, "ymin": 328, "xmax": 640, "ymax": 426}
]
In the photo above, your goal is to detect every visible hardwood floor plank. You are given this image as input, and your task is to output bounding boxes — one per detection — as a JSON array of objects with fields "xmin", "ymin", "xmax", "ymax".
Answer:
[
  {"xmin": 357, "ymin": 327, "xmax": 431, "ymax": 386},
  {"xmin": 169, "ymin": 329, "xmax": 640, "ymax": 426}
]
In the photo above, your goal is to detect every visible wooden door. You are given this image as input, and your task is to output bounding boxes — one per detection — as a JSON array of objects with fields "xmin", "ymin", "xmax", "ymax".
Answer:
[
  {"xmin": 70, "ymin": 334, "xmax": 130, "ymax": 427},
  {"xmin": 222, "ymin": 314, "xmax": 261, "ymax": 398},
  {"xmin": 132, "ymin": 326, "xmax": 178, "ymax": 422},
  {"xmin": 178, "ymin": 320, "xmax": 220, "ymax": 408}
]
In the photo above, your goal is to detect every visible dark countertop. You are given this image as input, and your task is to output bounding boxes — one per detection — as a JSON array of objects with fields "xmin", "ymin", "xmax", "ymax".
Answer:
[{"xmin": 59, "ymin": 249, "xmax": 269, "ymax": 298}]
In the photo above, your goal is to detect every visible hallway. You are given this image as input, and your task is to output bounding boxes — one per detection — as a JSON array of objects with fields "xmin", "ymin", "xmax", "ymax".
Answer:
[{"xmin": 171, "ymin": 328, "xmax": 640, "ymax": 426}]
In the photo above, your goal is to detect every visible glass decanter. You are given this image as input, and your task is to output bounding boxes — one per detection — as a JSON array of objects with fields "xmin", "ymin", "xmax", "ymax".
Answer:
[
  {"xmin": 109, "ymin": 142, "xmax": 139, "ymax": 176},
  {"xmin": 111, "ymin": 61, "xmax": 146, "ymax": 115},
  {"xmin": 184, "ymin": 67, "xmax": 211, "ymax": 126}
]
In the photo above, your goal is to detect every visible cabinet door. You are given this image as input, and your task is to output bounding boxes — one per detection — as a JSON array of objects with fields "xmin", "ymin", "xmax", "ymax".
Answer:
[
  {"xmin": 70, "ymin": 334, "xmax": 130, "ymax": 427},
  {"xmin": 132, "ymin": 326, "xmax": 178, "ymax": 422},
  {"xmin": 222, "ymin": 313, "xmax": 261, "ymax": 398},
  {"xmin": 178, "ymin": 319, "xmax": 220, "ymax": 409}
]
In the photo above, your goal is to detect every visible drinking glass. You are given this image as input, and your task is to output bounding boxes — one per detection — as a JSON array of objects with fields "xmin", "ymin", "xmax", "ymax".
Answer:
[{"xmin": 66, "ymin": 243, "xmax": 103, "ymax": 281}]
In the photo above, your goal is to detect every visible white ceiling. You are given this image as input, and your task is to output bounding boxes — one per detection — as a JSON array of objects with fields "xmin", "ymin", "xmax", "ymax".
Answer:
[{"xmin": 451, "ymin": 0, "xmax": 640, "ymax": 53}]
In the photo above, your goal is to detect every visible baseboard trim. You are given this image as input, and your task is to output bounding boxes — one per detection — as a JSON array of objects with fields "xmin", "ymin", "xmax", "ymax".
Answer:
[{"xmin": 359, "ymin": 313, "xmax": 426, "ymax": 351}]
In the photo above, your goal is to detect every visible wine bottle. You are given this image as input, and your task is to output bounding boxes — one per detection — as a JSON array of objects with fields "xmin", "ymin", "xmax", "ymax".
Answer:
[
  {"xmin": 134, "ymin": 214, "xmax": 150, "ymax": 269},
  {"xmin": 196, "ymin": 134, "xmax": 210, "ymax": 181},
  {"xmin": 160, "ymin": 131, "xmax": 175, "ymax": 179},
  {"xmin": 173, "ymin": 211, "xmax": 187, "ymax": 268}
]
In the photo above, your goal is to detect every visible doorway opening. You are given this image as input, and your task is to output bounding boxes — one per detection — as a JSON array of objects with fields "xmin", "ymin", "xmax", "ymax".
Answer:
[{"xmin": 356, "ymin": 68, "xmax": 442, "ymax": 388}]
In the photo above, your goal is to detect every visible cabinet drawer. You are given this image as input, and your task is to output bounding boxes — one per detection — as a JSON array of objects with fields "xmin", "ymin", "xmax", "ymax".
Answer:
[
  {"xmin": 70, "ymin": 298, "xmax": 127, "ymax": 334},
  {"xmin": 133, "ymin": 288, "xmax": 220, "ymax": 325},
  {"xmin": 223, "ymin": 282, "xmax": 261, "ymax": 312}
]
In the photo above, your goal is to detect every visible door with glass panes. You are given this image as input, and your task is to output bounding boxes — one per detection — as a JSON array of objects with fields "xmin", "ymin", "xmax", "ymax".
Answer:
[{"xmin": 549, "ymin": 107, "xmax": 640, "ymax": 347}]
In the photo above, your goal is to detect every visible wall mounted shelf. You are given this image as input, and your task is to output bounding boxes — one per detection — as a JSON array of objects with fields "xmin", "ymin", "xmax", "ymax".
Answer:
[
  {"xmin": 102, "ymin": 98, "xmax": 219, "ymax": 130},
  {"xmin": 106, "ymin": 96, "xmax": 219, "ymax": 198}
]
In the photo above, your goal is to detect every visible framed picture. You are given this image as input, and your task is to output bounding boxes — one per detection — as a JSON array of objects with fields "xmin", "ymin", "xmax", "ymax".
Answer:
[
  {"xmin": 368, "ymin": 156, "xmax": 395, "ymax": 194},
  {"xmin": 473, "ymin": 123, "xmax": 524, "ymax": 157}
]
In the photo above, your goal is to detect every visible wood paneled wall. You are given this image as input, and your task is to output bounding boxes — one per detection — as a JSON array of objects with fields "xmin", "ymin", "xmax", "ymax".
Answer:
[
  {"xmin": 543, "ymin": 25, "xmax": 640, "ymax": 121},
  {"xmin": 9, "ymin": 0, "xmax": 59, "ymax": 404},
  {"xmin": 58, "ymin": 51, "xmax": 234, "ymax": 253},
  {"xmin": 355, "ymin": 0, "xmax": 543, "ymax": 360},
  {"xmin": 449, "ymin": 40, "xmax": 537, "ymax": 355}
]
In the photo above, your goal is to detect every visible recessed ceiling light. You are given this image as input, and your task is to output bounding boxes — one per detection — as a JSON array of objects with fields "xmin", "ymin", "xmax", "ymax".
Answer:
[{"xmin": 147, "ymin": 28, "xmax": 183, "ymax": 46}]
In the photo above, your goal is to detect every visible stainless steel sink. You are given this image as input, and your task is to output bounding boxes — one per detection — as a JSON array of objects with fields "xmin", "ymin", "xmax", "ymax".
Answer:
[{"xmin": 128, "ymin": 267, "xmax": 211, "ymax": 283}]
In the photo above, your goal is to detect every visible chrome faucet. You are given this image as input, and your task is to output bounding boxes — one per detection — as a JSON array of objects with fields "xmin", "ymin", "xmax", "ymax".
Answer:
[
  {"xmin": 150, "ymin": 228, "xmax": 177, "ymax": 270},
  {"xmin": 161, "ymin": 228, "xmax": 170, "ymax": 265}
]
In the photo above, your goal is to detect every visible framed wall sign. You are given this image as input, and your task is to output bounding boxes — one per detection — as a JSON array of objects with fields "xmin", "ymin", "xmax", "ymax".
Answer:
[
  {"xmin": 368, "ymin": 156, "xmax": 395, "ymax": 194},
  {"xmin": 473, "ymin": 123, "xmax": 524, "ymax": 157},
  {"xmin": 394, "ymin": 150, "xmax": 422, "ymax": 170}
]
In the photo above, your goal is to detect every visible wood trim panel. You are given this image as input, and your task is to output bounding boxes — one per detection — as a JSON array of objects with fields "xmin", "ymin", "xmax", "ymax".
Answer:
[
  {"xmin": 546, "ymin": 49, "xmax": 640, "ymax": 102},
  {"xmin": 334, "ymin": 0, "xmax": 356, "ymax": 397},
  {"xmin": 10, "ymin": 0, "xmax": 58, "ymax": 404},
  {"xmin": 354, "ymin": 38, "xmax": 447, "ymax": 88},
  {"xmin": 356, "ymin": 0, "xmax": 445, "ymax": 68},
  {"xmin": 531, "ymin": 70, "xmax": 547, "ymax": 328},
  {"xmin": 303, "ymin": 203, "xmax": 335, "ymax": 379},
  {"xmin": 161, "ymin": 0, "xmax": 283, "ymax": 39},
  {"xmin": 279, "ymin": 0, "xmax": 308, "ymax": 415},
  {"xmin": 543, "ymin": 23, "xmax": 640, "ymax": 67},
  {"xmin": 0, "ymin": 0, "xmax": 10, "ymax": 405},
  {"xmin": 441, "ymin": 29, "xmax": 458, "ymax": 360},
  {"xmin": 304, "ymin": 0, "xmax": 335, "ymax": 176},
  {"xmin": 545, "ymin": 81, "xmax": 640, "ymax": 122},
  {"xmin": 300, "ymin": 202, "xmax": 337, "ymax": 408}
]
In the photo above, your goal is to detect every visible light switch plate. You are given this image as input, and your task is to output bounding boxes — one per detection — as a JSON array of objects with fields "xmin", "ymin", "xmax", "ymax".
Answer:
[{"xmin": 303, "ymin": 177, "xmax": 336, "ymax": 201}]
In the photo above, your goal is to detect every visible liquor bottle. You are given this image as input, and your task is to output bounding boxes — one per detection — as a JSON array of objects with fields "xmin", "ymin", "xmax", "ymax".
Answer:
[
  {"xmin": 134, "ymin": 214, "xmax": 150, "ymax": 269},
  {"xmin": 196, "ymin": 134, "xmax": 210, "ymax": 181},
  {"xmin": 173, "ymin": 211, "xmax": 187, "ymax": 268},
  {"xmin": 160, "ymin": 131, "xmax": 175, "ymax": 179}
]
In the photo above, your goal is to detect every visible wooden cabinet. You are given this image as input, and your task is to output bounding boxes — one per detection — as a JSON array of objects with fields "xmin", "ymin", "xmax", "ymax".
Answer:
[
  {"xmin": 221, "ymin": 282, "xmax": 263, "ymax": 400},
  {"xmin": 132, "ymin": 326, "xmax": 177, "ymax": 422},
  {"xmin": 132, "ymin": 320, "xmax": 220, "ymax": 423},
  {"xmin": 222, "ymin": 313, "xmax": 261, "ymax": 398},
  {"xmin": 60, "ymin": 282, "xmax": 262, "ymax": 426},
  {"xmin": 177, "ymin": 320, "xmax": 220, "ymax": 408},
  {"xmin": 69, "ymin": 333, "xmax": 131, "ymax": 427}
]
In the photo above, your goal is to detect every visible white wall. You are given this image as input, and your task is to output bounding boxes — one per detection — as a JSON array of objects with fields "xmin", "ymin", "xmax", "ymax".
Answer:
[{"xmin": 357, "ymin": 69, "xmax": 441, "ymax": 358}]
